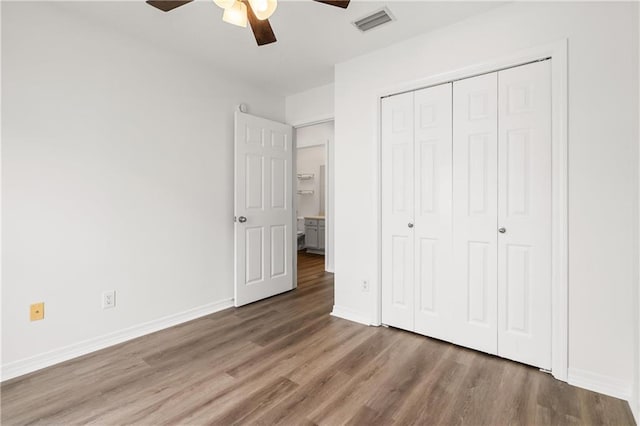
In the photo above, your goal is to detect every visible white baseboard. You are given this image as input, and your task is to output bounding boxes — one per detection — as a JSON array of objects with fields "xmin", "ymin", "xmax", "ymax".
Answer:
[
  {"xmin": 568, "ymin": 367, "xmax": 633, "ymax": 401},
  {"xmin": 1, "ymin": 298, "xmax": 234, "ymax": 382},
  {"xmin": 331, "ymin": 305, "xmax": 370, "ymax": 326}
]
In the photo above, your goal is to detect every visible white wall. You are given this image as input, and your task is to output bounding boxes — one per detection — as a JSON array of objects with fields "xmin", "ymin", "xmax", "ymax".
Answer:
[
  {"xmin": 333, "ymin": 1, "xmax": 638, "ymax": 402},
  {"xmin": 1, "ymin": 2, "xmax": 284, "ymax": 378},
  {"xmin": 285, "ymin": 83, "xmax": 334, "ymax": 127}
]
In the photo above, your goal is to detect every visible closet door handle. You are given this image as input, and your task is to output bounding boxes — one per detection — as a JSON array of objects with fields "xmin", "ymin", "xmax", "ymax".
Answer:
[
  {"xmin": 238, "ymin": 216, "xmax": 247, "ymax": 223},
  {"xmin": 408, "ymin": 223, "xmax": 414, "ymax": 229},
  {"xmin": 498, "ymin": 227, "xmax": 506, "ymax": 233}
]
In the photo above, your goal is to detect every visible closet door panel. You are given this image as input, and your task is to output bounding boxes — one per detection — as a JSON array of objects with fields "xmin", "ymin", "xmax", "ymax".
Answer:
[
  {"xmin": 497, "ymin": 60, "xmax": 552, "ymax": 369},
  {"xmin": 381, "ymin": 92, "xmax": 415, "ymax": 331},
  {"xmin": 413, "ymin": 83, "xmax": 453, "ymax": 340},
  {"xmin": 452, "ymin": 72, "xmax": 498, "ymax": 355}
]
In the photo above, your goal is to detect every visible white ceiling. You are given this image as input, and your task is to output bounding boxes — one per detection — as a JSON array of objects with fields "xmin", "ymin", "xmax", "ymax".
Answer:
[{"xmin": 51, "ymin": 0, "xmax": 505, "ymax": 95}]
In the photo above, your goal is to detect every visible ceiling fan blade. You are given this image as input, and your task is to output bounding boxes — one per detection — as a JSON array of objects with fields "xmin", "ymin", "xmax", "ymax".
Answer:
[
  {"xmin": 146, "ymin": 0, "xmax": 194, "ymax": 12},
  {"xmin": 245, "ymin": 2, "xmax": 277, "ymax": 46},
  {"xmin": 313, "ymin": 0, "xmax": 350, "ymax": 9}
]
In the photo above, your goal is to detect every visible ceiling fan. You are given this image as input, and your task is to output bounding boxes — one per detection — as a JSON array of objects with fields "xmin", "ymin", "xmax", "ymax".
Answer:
[{"xmin": 146, "ymin": 0, "xmax": 350, "ymax": 46}]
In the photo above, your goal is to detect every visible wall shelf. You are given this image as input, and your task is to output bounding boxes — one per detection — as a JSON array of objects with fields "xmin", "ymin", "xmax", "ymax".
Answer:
[
  {"xmin": 297, "ymin": 189, "xmax": 314, "ymax": 195},
  {"xmin": 297, "ymin": 173, "xmax": 314, "ymax": 180}
]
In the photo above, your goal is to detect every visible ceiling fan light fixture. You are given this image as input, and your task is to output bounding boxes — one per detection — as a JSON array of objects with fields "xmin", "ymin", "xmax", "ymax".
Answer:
[
  {"xmin": 147, "ymin": 0, "xmax": 350, "ymax": 47},
  {"xmin": 222, "ymin": 0, "xmax": 248, "ymax": 27},
  {"xmin": 249, "ymin": 0, "xmax": 267, "ymax": 12},
  {"xmin": 213, "ymin": 0, "xmax": 235, "ymax": 9},
  {"xmin": 249, "ymin": 0, "xmax": 277, "ymax": 20}
]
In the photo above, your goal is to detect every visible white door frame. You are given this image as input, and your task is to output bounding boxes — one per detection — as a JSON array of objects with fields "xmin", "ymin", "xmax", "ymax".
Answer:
[
  {"xmin": 374, "ymin": 40, "xmax": 568, "ymax": 381},
  {"xmin": 291, "ymin": 117, "xmax": 335, "ymax": 282}
]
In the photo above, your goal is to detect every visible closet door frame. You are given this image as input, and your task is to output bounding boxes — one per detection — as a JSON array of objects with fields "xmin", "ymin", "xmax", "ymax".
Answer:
[{"xmin": 374, "ymin": 40, "xmax": 568, "ymax": 382}]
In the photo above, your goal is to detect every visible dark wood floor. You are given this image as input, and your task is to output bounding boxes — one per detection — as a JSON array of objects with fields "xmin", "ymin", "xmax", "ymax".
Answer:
[{"xmin": 1, "ymin": 252, "xmax": 635, "ymax": 425}]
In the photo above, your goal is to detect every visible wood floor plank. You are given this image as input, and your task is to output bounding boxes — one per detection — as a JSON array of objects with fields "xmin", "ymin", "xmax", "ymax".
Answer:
[
  {"xmin": 308, "ymin": 331, "xmax": 425, "ymax": 425},
  {"xmin": 250, "ymin": 369, "xmax": 352, "ymax": 425},
  {"xmin": 362, "ymin": 339, "xmax": 443, "ymax": 423},
  {"xmin": 182, "ymin": 376, "xmax": 299, "ymax": 425},
  {"xmin": 1, "ymin": 252, "xmax": 635, "ymax": 425}
]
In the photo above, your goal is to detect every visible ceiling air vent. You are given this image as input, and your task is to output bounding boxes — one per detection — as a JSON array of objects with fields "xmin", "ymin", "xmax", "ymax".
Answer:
[{"xmin": 353, "ymin": 7, "xmax": 395, "ymax": 33}]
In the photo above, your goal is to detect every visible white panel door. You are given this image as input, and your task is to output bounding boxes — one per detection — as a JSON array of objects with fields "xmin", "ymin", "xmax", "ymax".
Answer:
[
  {"xmin": 413, "ymin": 83, "xmax": 453, "ymax": 340},
  {"xmin": 234, "ymin": 111, "xmax": 293, "ymax": 307},
  {"xmin": 497, "ymin": 61, "xmax": 552, "ymax": 369},
  {"xmin": 381, "ymin": 91, "xmax": 415, "ymax": 331},
  {"xmin": 451, "ymin": 72, "xmax": 499, "ymax": 355}
]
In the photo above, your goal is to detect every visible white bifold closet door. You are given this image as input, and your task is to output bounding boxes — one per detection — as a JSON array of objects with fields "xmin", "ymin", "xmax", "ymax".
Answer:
[
  {"xmin": 381, "ymin": 83, "xmax": 452, "ymax": 336},
  {"xmin": 412, "ymin": 84, "xmax": 453, "ymax": 340},
  {"xmin": 381, "ymin": 90, "xmax": 415, "ymax": 331},
  {"xmin": 381, "ymin": 60, "xmax": 551, "ymax": 370},
  {"xmin": 451, "ymin": 72, "xmax": 499, "ymax": 355},
  {"xmin": 497, "ymin": 61, "xmax": 552, "ymax": 369}
]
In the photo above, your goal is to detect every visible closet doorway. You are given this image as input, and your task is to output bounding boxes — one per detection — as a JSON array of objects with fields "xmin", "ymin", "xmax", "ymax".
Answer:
[{"xmin": 380, "ymin": 60, "xmax": 554, "ymax": 370}]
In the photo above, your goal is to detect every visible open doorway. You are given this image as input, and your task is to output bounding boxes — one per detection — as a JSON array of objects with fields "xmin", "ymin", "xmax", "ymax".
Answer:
[
  {"xmin": 233, "ymin": 111, "xmax": 331, "ymax": 305},
  {"xmin": 293, "ymin": 120, "xmax": 334, "ymax": 281}
]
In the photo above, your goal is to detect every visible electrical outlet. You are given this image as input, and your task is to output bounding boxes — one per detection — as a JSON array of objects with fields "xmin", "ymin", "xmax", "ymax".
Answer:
[
  {"xmin": 362, "ymin": 280, "xmax": 369, "ymax": 292},
  {"xmin": 102, "ymin": 291, "xmax": 116, "ymax": 309},
  {"xmin": 30, "ymin": 302, "xmax": 44, "ymax": 321}
]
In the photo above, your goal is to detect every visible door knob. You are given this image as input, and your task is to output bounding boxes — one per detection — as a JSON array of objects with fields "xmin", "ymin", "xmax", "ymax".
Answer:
[
  {"xmin": 498, "ymin": 227, "xmax": 506, "ymax": 233},
  {"xmin": 238, "ymin": 216, "xmax": 247, "ymax": 223},
  {"xmin": 408, "ymin": 223, "xmax": 414, "ymax": 228}
]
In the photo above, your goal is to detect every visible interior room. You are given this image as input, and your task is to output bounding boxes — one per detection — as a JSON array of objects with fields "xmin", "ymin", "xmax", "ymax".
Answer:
[
  {"xmin": 295, "ymin": 121, "xmax": 332, "ymax": 261},
  {"xmin": 2, "ymin": 0, "xmax": 639, "ymax": 424}
]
